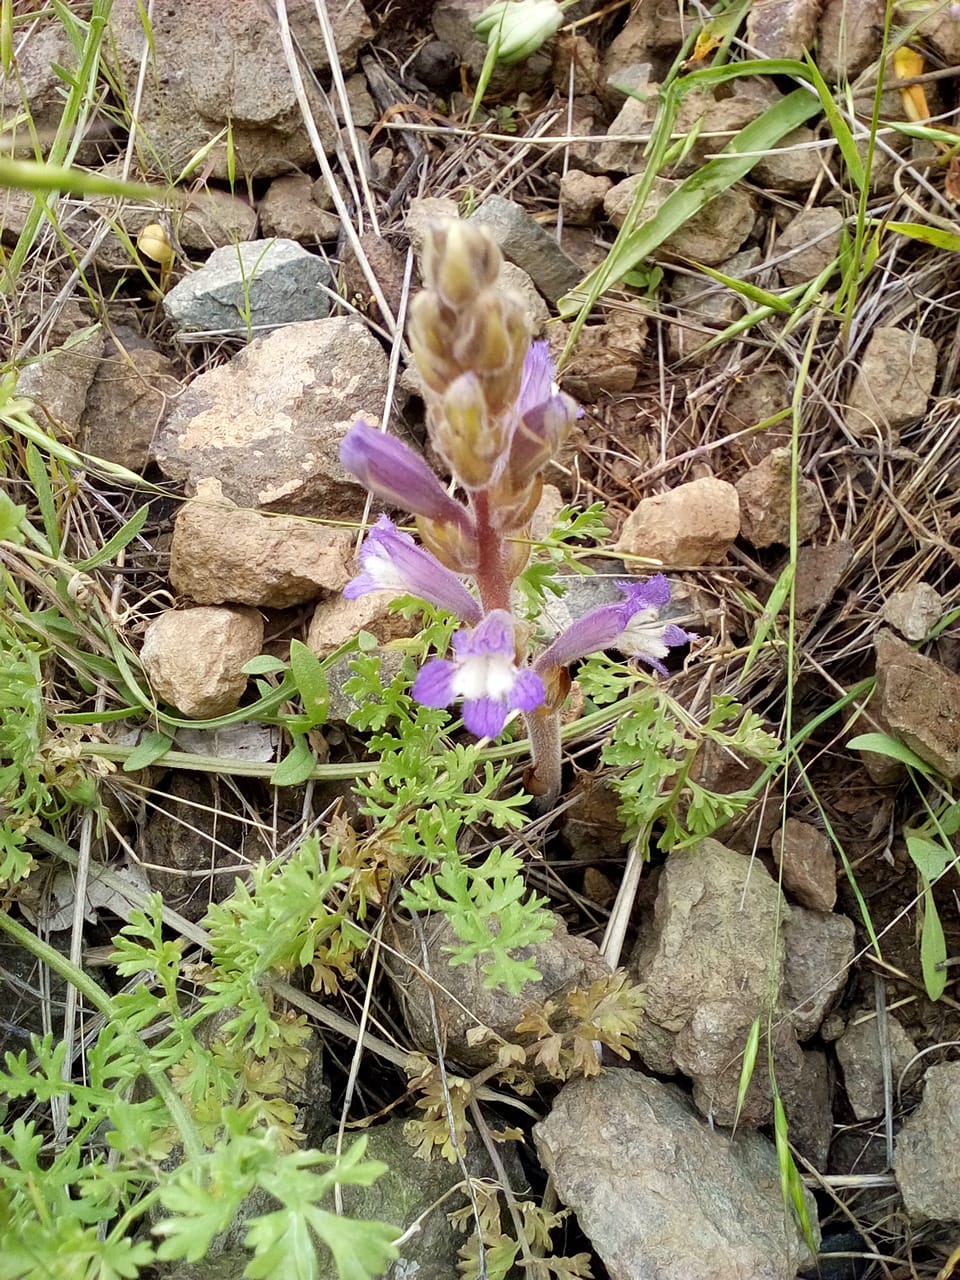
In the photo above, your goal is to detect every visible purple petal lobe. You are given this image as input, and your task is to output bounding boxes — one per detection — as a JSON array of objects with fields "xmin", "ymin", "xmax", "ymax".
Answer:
[
  {"xmin": 456, "ymin": 609, "xmax": 515, "ymax": 659},
  {"xmin": 462, "ymin": 696, "xmax": 509, "ymax": 738},
  {"xmin": 348, "ymin": 515, "xmax": 481, "ymax": 623},
  {"xmin": 616, "ymin": 573, "xmax": 671, "ymax": 610},
  {"xmin": 512, "ymin": 667, "xmax": 546, "ymax": 713},
  {"xmin": 340, "ymin": 422, "xmax": 472, "ymax": 530},
  {"xmin": 516, "ymin": 340, "xmax": 555, "ymax": 417},
  {"xmin": 662, "ymin": 623, "xmax": 694, "ymax": 647},
  {"xmin": 412, "ymin": 659, "xmax": 457, "ymax": 708}
]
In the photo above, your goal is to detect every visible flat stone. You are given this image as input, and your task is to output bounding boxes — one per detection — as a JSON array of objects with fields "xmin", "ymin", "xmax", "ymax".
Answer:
[
  {"xmin": 79, "ymin": 329, "xmax": 179, "ymax": 471},
  {"xmin": 17, "ymin": 329, "xmax": 105, "ymax": 434},
  {"xmin": 535, "ymin": 1072, "xmax": 817, "ymax": 1280},
  {"xmin": 628, "ymin": 839, "xmax": 786, "ymax": 1078},
  {"xmin": 720, "ymin": 367, "xmax": 792, "ymax": 462},
  {"xmin": 602, "ymin": 0, "xmax": 691, "ymax": 91},
  {"xmin": 736, "ymin": 447, "xmax": 823, "ymax": 547},
  {"xmin": 106, "ymin": 0, "xmax": 366, "ymax": 179},
  {"xmin": 163, "ymin": 239, "xmax": 333, "ymax": 333},
  {"xmin": 604, "ymin": 174, "xmax": 756, "ymax": 265},
  {"xmin": 776, "ymin": 818, "xmax": 837, "ymax": 911},
  {"xmin": 782, "ymin": 906, "xmax": 855, "ymax": 1040},
  {"xmin": 794, "ymin": 540, "xmax": 855, "ymax": 617},
  {"xmin": 875, "ymin": 628, "xmax": 960, "ymax": 779},
  {"xmin": 785, "ymin": 1049, "xmax": 834, "ymax": 1170},
  {"xmin": 470, "ymin": 196, "xmax": 582, "ymax": 304},
  {"xmin": 774, "ymin": 207, "xmax": 843, "ymax": 286},
  {"xmin": 305, "ymin": 592, "xmax": 416, "ymax": 659},
  {"xmin": 141, "ymin": 606, "xmax": 263, "ymax": 719},
  {"xmin": 616, "ymin": 476, "xmax": 740, "ymax": 566},
  {"xmin": 169, "ymin": 491, "xmax": 352, "ymax": 608},
  {"xmin": 753, "ymin": 126, "xmax": 825, "ymax": 190},
  {"xmin": 846, "ymin": 327, "xmax": 938, "ymax": 442},
  {"xmin": 258, "ymin": 176, "xmax": 340, "ymax": 243},
  {"xmin": 836, "ymin": 1008, "xmax": 920, "ymax": 1121},
  {"xmin": 894, "ymin": 1062, "xmax": 960, "ymax": 1222},
  {"xmin": 881, "ymin": 583, "xmax": 943, "ymax": 642},
  {"xmin": 746, "ymin": 0, "xmax": 823, "ymax": 60},
  {"xmin": 595, "ymin": 81, "xmax": 659, "ymax": 174},
  {"xmin": 154, "ymin": 318, "xmax": 391, "ymax": 517},
  {"xmin": 817, "ymin": 0, "xmax": 885, "ymax": 80}
]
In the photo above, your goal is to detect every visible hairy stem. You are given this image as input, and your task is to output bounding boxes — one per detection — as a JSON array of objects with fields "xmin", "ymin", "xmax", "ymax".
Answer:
[
  {"xmin": 523, "ymin": 707, "xmax": 563, "ymax": 807},
  {"xmin": 472, "ymin": 490, "xmax": 511, "ymax": 613}
]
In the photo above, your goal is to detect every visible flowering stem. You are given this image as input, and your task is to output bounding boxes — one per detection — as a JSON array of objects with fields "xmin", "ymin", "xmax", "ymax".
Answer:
[
  {"xmin": 523, "ymin": 706, "xmax": 563, "ymax": 805},
  {"xmin": 472, "ymin": 491, "xmax": 511, "ymax": 613}
]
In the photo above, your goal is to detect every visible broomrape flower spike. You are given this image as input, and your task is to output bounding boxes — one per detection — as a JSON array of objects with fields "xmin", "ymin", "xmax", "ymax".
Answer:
[{"xmin": 339, "ymin": 218, "xmax": 694, "ymax": 804}]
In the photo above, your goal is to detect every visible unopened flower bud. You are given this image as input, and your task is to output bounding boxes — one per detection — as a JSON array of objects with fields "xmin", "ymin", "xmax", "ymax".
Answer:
[
  {"xmin": 432, "ymin": 372, "xmax": 507, "ymax": 489},
  {"xmin": 474, "ymin": 0, "xmax": 564, "ymax": 65},
  {"xmin": 417, "ymin": 513, "xmax": 479, "ymax": 574},
  {"xmin": 489, "ymin": 473, "xmax": 543, "ymax": 533},
  {"xmin": 340, "ymin": 421, "xmax": 473, "ymax": 533},
  {"xmin": 507, "ymin": 391, "xmax": 579, "ymax": 486},
  {"xmin": 421, "ymin": 221, "xmax": 501, "ymax": 310}
]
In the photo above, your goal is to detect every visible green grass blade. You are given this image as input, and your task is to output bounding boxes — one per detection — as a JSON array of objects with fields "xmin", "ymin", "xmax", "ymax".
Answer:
[
  {"xmin": 76, "ymin": 503, "xmax": 150, "ymax": 570},
  {"xmin": 801, "ymin": 50, "xmax": 864, "ymax": 191}
]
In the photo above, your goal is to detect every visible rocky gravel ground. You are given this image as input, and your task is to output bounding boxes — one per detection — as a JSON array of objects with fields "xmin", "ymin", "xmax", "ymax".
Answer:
[{"xmin": 3, "ymin": 0, "xmax": 960, "ymax": 1277}]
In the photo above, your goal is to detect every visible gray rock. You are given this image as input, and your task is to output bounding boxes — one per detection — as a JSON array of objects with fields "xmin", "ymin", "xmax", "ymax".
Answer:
[
  {"xmin": 894, "ymin": 1062, "xmax": 960, "ymax": 1222},
  {"xmin": 774, "ymin": 207, "xmax": 843, "ymax": 287},
  {"xmin": 628, "ymin": 839, "xmax": 785, "ymax": 1079},
  {"xmin": 670, "ymin": 248, "xmax": 761, "ymax": 362},
  {"xmin": 776, "ymin": 819, "xmax": 837, "ymax": 911},
  {"xmin": 106, "ymin": 0, "xmax": 368, "ymax": 179},
  {"xmin": 0, "ymin": 20, "xmax": 83, "ymax": 159},
  {"xmin": 604, "ymin": 174, "xmax": 756, "ymax": 266},
  {"xmin": 470, "ymin": 196, "xmax": 582, "ymax": 304},
  {"xmin": 817, "ymin": 0, "xmax": 885, "ymax": 80},
  {"xmin": 163, "ymin": 239, "xmax": 333, "ymax": 334},
  {"xmin": 895, "ymin": 0, "xmax": 960, "ymax": 64},
  {"xmin": 785, "ymin": 1049, "xmax": 834, "ymax": 1170},
  {"xmin": 782, "ymin": 906, "xmax": 855, "ymax": 1041},
  {"xmin": 141, "ymin": 606, "xmax": 264, "ymax": 720},
  {"xmin": 318, "ymin": 1120, "xmax": 523, "ymax": 1280},
  {"xmin": 325, "ymin": 649, "xmax": 405, "ymax": 724},
  {"xmin": 881, "ymin": 583, "xmax": 943, "ymax": 642},
  {"xmin": 559, "ymin": 170, "xmax": 613, "ymax": 226},
  {"xmin": 835, "ymin": 1008, "xmax": 920, "ymax": 1121},
  {"xmin": 535, "ymin": 1071, "xmax": 818, "ymax": 1280},
  {"xmin": 875, "ymin": 628, "xmax": 960, "ymax": 779},
  {"xmin": 595, "ymin": 78, "xmax": 660, "ymax": 174},
  {"xmin": 616, "ymin": 476, "xmax": 741, "ymax": 566},
  {"xmin": 719, "ymin": 366, "xmax": 792, "ymax": 459},
  {"xmin": 602, "ymin": 0, "xmax": 692, "ymax": 91},
  {"xmin": 753, "ymin": 126, "xmax": 825, "ymax": 191},
  {"xmin": 154, "ymin": 318, "xmax": 391, "ymax": 517},
  {"xmin": 79, "ymin": 329, "xmax": 179, "ymax": 471},
  {"xmin": 388, "ymin": 913, "xmax": 609, "ymax": 1069},
  {"xmin": 846, "ymin": 326, "xmax": 938, "ymax": 443},
  {"xmin": 17, "ymin": 328, "xmax": 105, "ymax": 434},
  {"xmin": 170, "ymin": 490, "xmax": 352, "ymax": 608},
  {"xmin": 746, "ymin": 0, "xmax": 822, "ymax": 60}
]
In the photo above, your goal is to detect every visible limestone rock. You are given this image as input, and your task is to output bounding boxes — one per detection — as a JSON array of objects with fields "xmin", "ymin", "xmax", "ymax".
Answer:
[
  {"xmin": 670, "ymin": 248, "xmax": 760, "ymax": 362},
  {"xmin": 17, "ymin": 329, "xmax": 105, "ymax": 434},
  {"xmin": 306, "ymin": 593, "xmax": 415, "ymax": 659},
  {"xmin": 388, "ymin": 913, "xmax": 609, "ymax": 1069},
  {"xmin": 170, "ymin": 494, "xmax": 352, "ymax": 608},
  {"xmin": 556, "ymin": 311, "xmax": 645, "ymax": 400},
  {"xmin": 785, "ymin": 1049, "xmax": 834, "ymax": 1170},
  {"xmin": 258, "ymin": 176, "xmax": 340, "ymax": 243},
  {"xmin": 154, "ymin": 318, "xmax": 391, "ymax": 517},
  {"xmin": 500, "ymin": 262, "xmax": 551, "ymax": 334},
  {"xmin": 753, "ymin": 126, "xmax": 824, "ymax": 191},
  {"xmin": 735, "ymin": 446, "xmax": 823, "ymax": 548},
  {"xmin": 162, "ymin": 239, "xmax": 333, "ymax": 333},
  {"xmin": 535, "ymin": 1072, "xmax": 818, "ymax": 1280},
  {"xmin": 836, "ymin": 1008, "xmax": 920, "ymax": 1121},
  {"xmin": 817, "ymin": 0, "xmax": 885, "ymax": 80},
  {"xmin": 846, "ymin": 326, "xmax": 937, "ymax": 442},
  {"xmin": 406, "ymin": 196, "xmax": 460, "ymax": 253},
  {"xmin": 92, "ymin": 185, "xmax": 258, "ymax": 271},
  {"xmin": 746, "ymin": 0, "xmax": 823, "ymax": 60},
  {"xmin": 719, "ymin": 366, "xmax": 791, "ymax": 456},
  {"xmin": 776, "ymin": 818, "xmax": 837, "ymax": 911},
  {"xmin": 668, "ymin": 82, "xmax": 776, "ymax": 178},
  {"xmin": 782, "ymin": 906, "xmax": 855, "ymax": 1040},
  {"xmin": 601, "ymin": 0, "xmax": 691, "ymax": 91},
  {"xmin": 628, "ymin": 839, "xmax": 786, "ymax": 1079},
  {"xmin": 604, "ymin": 174, "xmax": 755, "ymax": 265},
  {"xmin": 774, "ymin": 206, "xmax": 843, "ymax": 286},
  {"xmin": 894, "ymin": 1062, "xmax": 960, "ymax": 1222},
  {"xmin": 106, "ymin": 0, "xmax": 368, "ymax": 179},
  {"xmin": 559, "ymin": 170, "xmax": 613, "ymax": 226},
  {"xmin": 141, "ymin": 606, "xmax": 263, "ymax": 720},
  {"xmin": 875, "ymin": 629, "xmax": 960, "ymax": 779},
  {"xmin": 882, "ymin": 583, "xmax": 943, "ymax": 642},
  {"xmin": 615, "ymin": 476, "xmax": 740, "ymax": 566},
  {"xmin": 0, "ymin": 21, "xmax": 85, "ymax": 159},
  {"xmin": 470, "ymin": 195, "xmax": 582, "ymax": 304},
  {"xmin": 595, "ymin": 80, "xmax": 659, "ymax": 174},
  {"xmin": 79, "ymin": 329, "xmax": 179, "ymax": 471}
]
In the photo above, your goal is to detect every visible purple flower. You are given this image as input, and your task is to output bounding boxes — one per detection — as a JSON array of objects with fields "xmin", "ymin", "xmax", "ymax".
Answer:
[
  {"xmin": 516, "ymin": 341, "xmax": 555, "ymax": 418},
  {"xmin": 340, "ymin": 421, "xmax": 473, "ymax": 533},
  {"xmin": 413, "ymin": 609, "xmax": 545, "ymax": 738},
  {"xmin": 537, "ymin": 574, "xmax": 693, "ymax": 676},
  {"xmin": 345, "ymin": 516, "xmax": 482, "ymax": 624}
]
